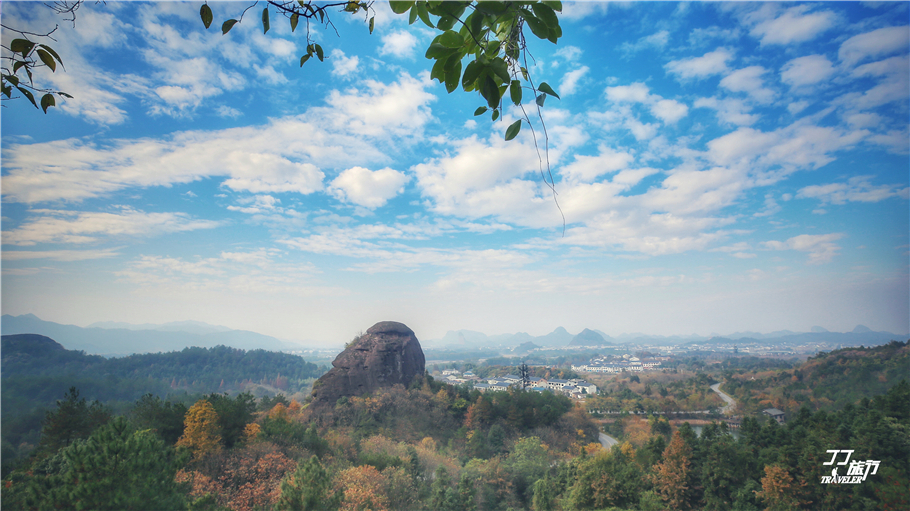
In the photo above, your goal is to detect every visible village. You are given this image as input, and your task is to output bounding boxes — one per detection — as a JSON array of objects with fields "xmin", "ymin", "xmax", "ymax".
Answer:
[
  {"xmin": 435, "ymin": 369, "xmax": 599, "ymax": 400},
  {"xmin": 570, "ymin": 354, "xmax": 665, "ymax": 373}
]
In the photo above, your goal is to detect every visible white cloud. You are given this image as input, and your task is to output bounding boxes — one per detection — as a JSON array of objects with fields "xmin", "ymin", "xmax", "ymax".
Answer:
[
  {"xmin": 651, "ymin": 99, "xmax": 689, "ymax": 124},
  {"xmin": 780, "ymin": 55, "xmax": 836, "ymax": 88},
  {"xmin": 222, "ymin": 153, "xmax": 324, "ymax": 194},
  {"xmin": 797, "ymin": 176, "xmax": 910, "ymax": 205},
  {"xmin": 554, "ymin": 45, "xmax": 584, "ymax": 62},
  {"xmin": 216, "ymin": 105, "xmax": 243, "ymax": 118},
  {"xmin": 666, "ymin": 48, "xmax": 734, "ymax": 79},
  {"xmin": 620, "ymin": 30, "xmax": 670, "ymax": 55},
  {"xmin": 694, "ymin": 97, "xmax": 758, "ymax": 126},
  {"xmin": 2, "ymin": 74, "xmax": 433, "ymax": 203},
  {"xmin": 227, "ymin": 195, "xmax": 282, "ymax": 214},
  {"xmin": 839, "ymin": 25, "xmax": 909, "ymax": 67},
  {"xmin": 561, "ymin": 146, "xmax": 635, "ymax": 182},
  {"xmin": 1, "ymin": 248, "xmax": 122, "ymax": 261},
  {"xmin": 2, "ymin": 208, "xmax": 221, "ymax": 246},
  {"xmin": 605, "ymin": 82, "xmax": 688, "ymax": 124},
  {"xmin": 720, "ymin": 66, "xmax": 775, "ymax": 103},
  {"xmin": 561, "ymin": 66, "xmax": 590, "ymax": 96},
  {"xmin": 322, "ymin": 73, "xmax": 436, "ymax": 138},
  {"xmin": 749, "ymin": 5, "xmax": 837, "ymax": 45},
  {"xmin": 763, "ymin": 233, "xmax": 845, "ymax": 264},
  {"xmin": 380, "ymin": 30, "xmax": 419, "ymax": 58},
  {"xmin": 329, "ymin": 167, "xmax": 409, "ymax": 208},
  {"xmin": 330, "ymin": 49, "xmax": 360, "ymax": 78},
  {"xmin": 706, "ymin": 123, "xmax": 867, "ymax": 176},
  {"xmin": 606, "ymin": 82, "xmax": 651, "ymax": 103}
]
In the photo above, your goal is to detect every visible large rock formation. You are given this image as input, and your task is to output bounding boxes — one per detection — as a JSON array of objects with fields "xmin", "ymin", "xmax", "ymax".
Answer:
[{"xmin": 310, "ymin": 321, "xmax": 425, "ymax": 409}]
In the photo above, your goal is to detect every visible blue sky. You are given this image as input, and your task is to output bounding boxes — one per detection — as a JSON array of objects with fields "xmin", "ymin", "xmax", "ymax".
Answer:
[{"xmin": 2, "ymin": 1, "xmax": 908, "ymax": 345}]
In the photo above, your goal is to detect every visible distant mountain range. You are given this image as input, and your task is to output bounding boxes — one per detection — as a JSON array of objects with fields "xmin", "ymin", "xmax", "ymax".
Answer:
[
  {"xmin": 1, "ymin": 314, "xmax": 296, "ymax": 356},
  {"xmin": 427, "ymin": 324, "xmax": 904, "ymax": 349}
]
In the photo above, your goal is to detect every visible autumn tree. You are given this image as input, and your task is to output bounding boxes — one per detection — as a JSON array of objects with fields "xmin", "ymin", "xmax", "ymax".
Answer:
[
  {"xmin": 334, "ymin": 464, "xmax": 390, "ymax": 511},
  {"xmin": 651, "ymin": 430, "xmax": 699, "ymax": 510},
  {"xmin": 755, "ymin": 464, "xmax": 809, "ymax": 511},
  {"xmin": 177, "ymin": 399, "xmax": 223, "ymax": 459}
]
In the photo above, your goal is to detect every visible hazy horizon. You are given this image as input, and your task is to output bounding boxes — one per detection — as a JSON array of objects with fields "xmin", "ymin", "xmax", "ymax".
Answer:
[{"xmin": 3, "ymin": 2, "xmax": 908, "ymax": 344}]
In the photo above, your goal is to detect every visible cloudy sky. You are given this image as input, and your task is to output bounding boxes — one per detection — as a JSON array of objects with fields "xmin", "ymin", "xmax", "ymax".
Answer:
[{"xmin": 2, "ymin": 1, "xmax": 908, "ymax": 345}]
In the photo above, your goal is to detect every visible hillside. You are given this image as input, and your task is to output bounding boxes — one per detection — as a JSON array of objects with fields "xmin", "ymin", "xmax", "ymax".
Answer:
[
  {"xmin": 568, "ymin": 328, "xmax": 612, "ymax": 347},
  {"xmin": 1, "ymin": 333, "xmax": 326, "ymax": 464},
  {"xmin": 723, "ymin": 340, "xmax": 910, "ymax": 415}
]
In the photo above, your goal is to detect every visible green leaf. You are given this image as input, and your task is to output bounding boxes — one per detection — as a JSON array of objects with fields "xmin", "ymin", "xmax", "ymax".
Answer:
[
  {"xmin": 12, "ymin": 61, "xmax": 26, "ymax": 74},
  {"xmin": 491, "ymin": 109, "xmax": 499, "ymax": 121},
  {"xmin": 10, "ymin": 39, "xmax": 34, "ymax": 56},
  {"xmin": 461, "ymin": 60, "xmax": 482, "ymax": 90},
  {"xmin": 388, "ymin": 1, "xmax": 414, "ymax": 14},
  {"xmin": 40, "ymin": 93, "xmax": 55, "ymax": 113},
  {"xmin": 425, "ymin": 42, "xmax": 452, "ymax": 60},
  {"xmin": 542, "ymin": 1, "xmax": 563, "ymax": 12},
  {"xmin": 505, "ymin": 119, "xmax": 522, "ymax": 141},
  {"xmin": 222, "ymin": 19, "xmax": 238, "ymax": 35},
  {"xmin": 2, "ymin": 85, "xmax": 11, "ymax": 98},
  {"xmin": 547, "ymin": 24, "xmax": 562, "ymax": 44},
  {"xmin": 523, "ymin": 12, "xmax": 550, "ymax": 40},
  {"xmin": 510, "ymin": 80, "xmax": 522, "ymax": 105},
  {"xmin": 538, "ymin": 82, "xmax": 560, "ymax": 99},
  {"xmin": 300, "ymin": 54, "xmax": 311, "ymax": 67},
  {"xmin": 37, "ymin": 44, "xmax": 62, "ymax": 64},
  {"xmin": 536, "ymin": 93, "xmax": 546, "ymax": 107},
  {"xmin": 444, "ymin": 59, "xmax": 462, "ymax": 93},
  {"xmin": 520, "ymin": 67, "xmax": 529, "ymax": 80},
  {"xmin": 36, "ymin": 49, "xmax": 56, "ymax": 72},
  {"xmin": 408, "ymin": 5, "xmax": 418, "ymax": 24},
  {"xmin": 531, "ymin": 3, "xmax": 559, "ymax": 28},
  {"xmin": 200, "ymin": 4, "xmax": 213, "ymax": 29},
  {"xmin": 16, "ymin": 86, "xmax": 37, "ymax": 108},
  {"xmin": 262, "ymin": 8, "xmax": 270, "ymax": 34},
  {"xmin": 490, "ymin": 57, "xmax": 510, "ymax": 83},
  {"xmin": 437, "ymin": 14, "xmax": 457, "ymax": 31},
  {"xmin": 430, "ymin": 57, "xmax": 447, "ymax": 83},
  {"xmin": 58, "ymin": 91, "xmax": 73, "ymax": 99},
  {"xmin": 473, "ymin": 106, "xmax": 488, "ymax": 116},
  {"xmin": 416, "ymin": 3, "xmax": 434, "ymax": 29},
  {"xmin": 314, "ymin": 44, "xmax": 324, "ymax": 62},
  {"xmin": 291, "ymin": 13, "xmax": 299, "ymax": 32},
  {"xmin": 4, "ymin": 74, "xmax": 19, "ymax": 87},
  {"xmin": 468, "ymin": 11, "xmax": 484, "ymax": 38},
  {"xmin": 438, "ymin": 30, "xmax": 463, "ymax": 49},
  {"xmin": 369, "ymin": 16, "xmax": 374, "ymax": 34},
  {"xmin": 481, "ymin": 74, "xmax": 500, "ymax": 109}
]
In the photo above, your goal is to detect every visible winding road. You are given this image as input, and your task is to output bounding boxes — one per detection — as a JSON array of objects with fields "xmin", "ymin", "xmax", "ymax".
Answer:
[
  {"xmin": 709, "ymin": 382, "xmax": 737, "ymax": 414},
  {"xmin": 597, "ymin": 382, "xmax": 738, "ymax": 449},
  {"xmin": 598, "ymin": 432, "xmax": 619, "ymax": 448}
]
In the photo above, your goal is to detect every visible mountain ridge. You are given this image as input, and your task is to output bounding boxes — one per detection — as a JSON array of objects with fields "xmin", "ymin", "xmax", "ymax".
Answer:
[{"xmin": 1, "ymin": 314, "xmax": 297, "ymax": 356}]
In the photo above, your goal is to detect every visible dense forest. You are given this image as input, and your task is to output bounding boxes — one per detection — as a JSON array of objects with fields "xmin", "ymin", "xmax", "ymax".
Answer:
[
  {"xmin": 722, "ymin": 341, "xmax": 910, "ymax": 415},
  {"xmin": 1, "ymin": 334, "xmax": 325, "ymax": 473},
  {"xmin": 2, "ymin": 336, "xmax": 908, "ymax": 510}
]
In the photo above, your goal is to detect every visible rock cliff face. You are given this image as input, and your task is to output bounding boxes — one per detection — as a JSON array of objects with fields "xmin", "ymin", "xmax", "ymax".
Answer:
[{"xmin": 310, "ymin": 321, "xmax": 425, "ymax": 409}]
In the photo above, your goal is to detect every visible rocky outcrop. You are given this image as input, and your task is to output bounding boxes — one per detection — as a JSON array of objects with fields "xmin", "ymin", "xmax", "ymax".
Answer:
[{"xmin": 309, "ymin": 321, "xmax": 425, "ymax": 409}]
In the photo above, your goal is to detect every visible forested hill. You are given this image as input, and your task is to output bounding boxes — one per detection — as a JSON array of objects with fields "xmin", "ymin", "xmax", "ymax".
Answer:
[
  {"xmin": 2, "ymin": 333, "xmax": 325, "ymax": 394},
  {"xmin": 2, "ymin": 334, "xmax": 326, "ymax": 434},
  {"xmin": 723, "ymin": 340, "xmax": 910, "ymax": 415}
]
